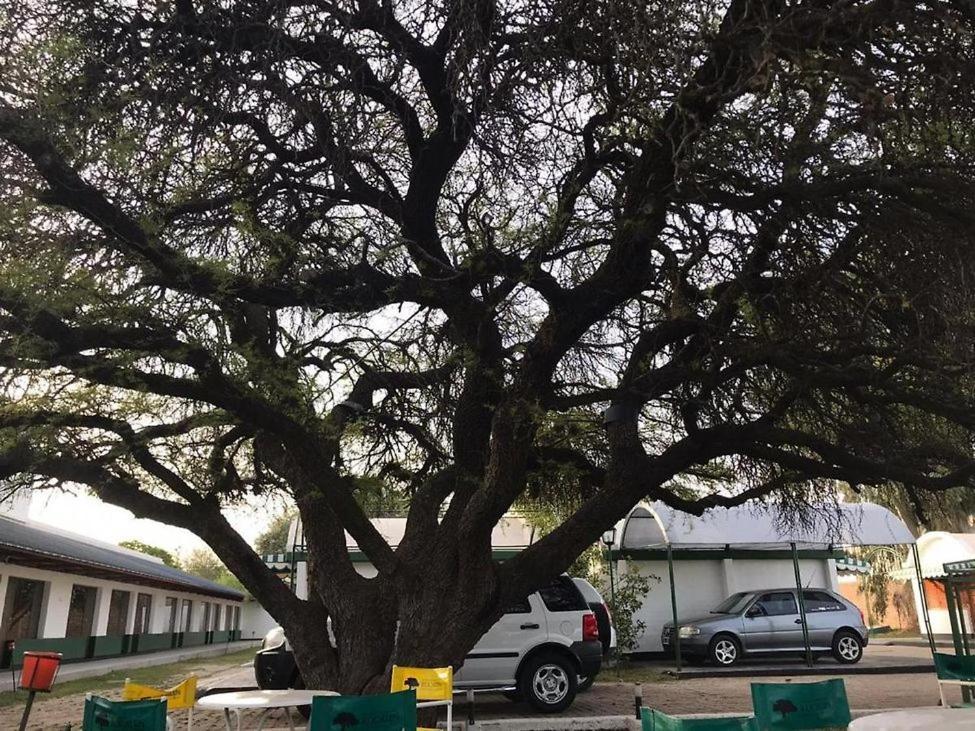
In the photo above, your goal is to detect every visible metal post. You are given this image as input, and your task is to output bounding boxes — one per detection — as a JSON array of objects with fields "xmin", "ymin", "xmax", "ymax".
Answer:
[
  {"xmin": 949, "ymin": 584, "xmax": 972, "ymax": 703},
  {"xmin": 912, "ymin": 543, "xmax": 937, "ymax": 654},
  {"xmin": 607, "ymin": 546, "xmax": 618, "ymax": 676},
  {"xmin": 955, "ymin": 585, "xmax": 971, "ymax": 657},
  {"xmin": 666, "ymin": 544, "xmax": 681, "ymax": 672},
  {"xmin": 17, "ymin": 690, "xmax": 35, "ymax": 731},
  {"xmin": 790, "ymin": 542, "xmax": 813, "ymax": 667},
  {"xmin": 945, "ymin": 581, "xmax": 964, "ymax": 659}
]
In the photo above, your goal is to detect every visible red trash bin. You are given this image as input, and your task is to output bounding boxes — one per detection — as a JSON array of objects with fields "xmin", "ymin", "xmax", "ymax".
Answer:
[{"xmin": 19, "ymin": 651, "xmax": 62, "ymax": 692}]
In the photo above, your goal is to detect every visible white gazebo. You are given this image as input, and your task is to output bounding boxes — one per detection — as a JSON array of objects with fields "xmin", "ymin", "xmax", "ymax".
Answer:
[
  {"xmin": 610, "ymin": 501, "xmax": 922, "ymax": 665},
  {"xmin": 899, "ymin": 531, "xmax": 975, "ymax": 638}
]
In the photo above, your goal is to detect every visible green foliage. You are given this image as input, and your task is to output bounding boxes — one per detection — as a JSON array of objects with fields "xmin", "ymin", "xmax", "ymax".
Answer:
[
  {"xmin": 576, "ymin": 550, "xmax": 658, "ymax": 654},
  {"xmin": 606, "ymin": 565, "xmax": 658, "ymax": 653},
  {"xmin": 352, "ymin": 476, "xmax": 408, "ymax": 517},
  {"xmin": 849, "ymin": 483, "xmax": 975, "ymax": 534},
  {"xmin": 182, "ymin": 547, "xmax": 245, "ymax": 592},
  {"xmin": 255, "ymin": 511, "xmax": 296, "ymax": 554},
  {"xmin": 855, "ymin": 546, "xmax": 907, "ymax": 625},
  {"xmin": 119, "ymin": 540, "xmax": 181, "ymax": 569}
]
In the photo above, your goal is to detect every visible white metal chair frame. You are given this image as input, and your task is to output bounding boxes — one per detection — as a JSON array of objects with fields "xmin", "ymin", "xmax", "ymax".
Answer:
[
  {"xmin": 936, "ymin": 677, "xmax": 975, "ymax": 708},
  {"xmin": 416, "ymin": 697, "xmax": 452, "ymax": 730}
]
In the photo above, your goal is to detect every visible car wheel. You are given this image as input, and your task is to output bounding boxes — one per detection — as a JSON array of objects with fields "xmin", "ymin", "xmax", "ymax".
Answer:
[
  {"xmin": 577, "ymin": 675, "xmax": 595, "ymax": 692},
  {"xmin": 708, "ymin": 635, "xmax": 740, "ymax": 667},
  {"xmin": 519, "ymin": 652, "xmax": 577, "ymax": 713},
  {"xmin": 832, "ymin": 630, "xmax": 863, "ymax": 664}
]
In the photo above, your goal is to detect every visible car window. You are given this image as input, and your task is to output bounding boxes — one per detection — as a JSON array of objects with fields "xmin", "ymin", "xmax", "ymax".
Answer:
[
  {"xmin": 572, "ymin": 579, "xmax": 601, "ymax": 604},
  {"xmin": 753, "ymin": 592, "xmax": 798, "ymax": 616},
  {"xmin": 802, "ymin": 590, "xmax": 845, "ymax": 612},
  {"xmin": 539, "ymin": 576, "xmax": 588, "ymax": 612},
  {"xmin": 712, "ymin": 592, "xmax": 750, "ymax": 614},
  {"xmin": 502, "ymin": 597, "xmax": 531, "ymax": 614}
]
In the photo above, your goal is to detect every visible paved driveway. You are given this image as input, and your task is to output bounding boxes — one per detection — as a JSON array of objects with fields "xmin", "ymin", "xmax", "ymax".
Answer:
[{"xmin": 663, "ymin": 641, "xmax": 935, "ymax": 677}]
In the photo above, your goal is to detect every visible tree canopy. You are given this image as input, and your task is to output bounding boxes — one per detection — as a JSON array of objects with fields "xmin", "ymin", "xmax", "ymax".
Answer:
[
  {"xmin": 255, "ymin": 511, "xmax": 296, "ymax": 555},
  {"xmin": 3, "ymin": 0, "xmax": 975, "ymax": 691},
  {"xmin": 119, "ymin": 540, "xmax": 181, "ymax": 569},
  {"xmin": 183, "ymin": 547, "xmax": 246, "ymax": 591}
]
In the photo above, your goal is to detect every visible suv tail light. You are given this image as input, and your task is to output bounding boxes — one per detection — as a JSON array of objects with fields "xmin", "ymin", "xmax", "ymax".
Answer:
[{"xmin": 583, "ymin": 612, "xmax": 599, "ymax": 642}]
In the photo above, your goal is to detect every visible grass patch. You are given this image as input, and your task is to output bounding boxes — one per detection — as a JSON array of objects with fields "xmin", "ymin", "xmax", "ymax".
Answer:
[
  {"xmin": 0, "ymin": 647, "xmax": 255, "ymax": 709},
  {"xmin": 598, "ymin": 662, "xmax": 675, "ymax": 685}
]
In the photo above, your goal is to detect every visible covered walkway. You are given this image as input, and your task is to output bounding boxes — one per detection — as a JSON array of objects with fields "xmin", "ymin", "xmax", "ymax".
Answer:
[{"xmin": 611, "ymin": 501, "xmax": 923, "ymax": 666}]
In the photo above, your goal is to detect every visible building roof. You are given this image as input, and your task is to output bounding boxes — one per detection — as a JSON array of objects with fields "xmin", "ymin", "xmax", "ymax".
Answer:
[
  {"xmin": 285, "ymin": 513, "xmax": 537, "ymax": 553},
  {"xmin": 0, "ymin": 514, "xmax": 244, "ymax": 601},
  {"xmin": 903, "ymin": 531, "xmax": 975, "ymax": 579},
  {"xmin": 619, "ymin": 501, "xmax": 915, "ymax": 551}
]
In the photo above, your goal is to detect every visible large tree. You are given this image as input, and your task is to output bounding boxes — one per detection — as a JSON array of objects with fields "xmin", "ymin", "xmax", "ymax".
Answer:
[{"xmin": 2, "ymin": 0, "xmax": 975, "ymax": 692}]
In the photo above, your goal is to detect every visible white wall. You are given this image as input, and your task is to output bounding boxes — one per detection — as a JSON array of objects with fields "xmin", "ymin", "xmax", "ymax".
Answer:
[
  {"xmin": 242, "ymin": 600, "xmax": 277, "ymax": 640},
  {"xmin": 907, "ymin": 533, "xmax": 975, "ymax": 637},
  {"xmin": 622, "ymin": 556, "xmax": 834, "ymax": 653},
  {"xmin": 0, "ymin": 564, "xmax": 243, "ymax": 639}
]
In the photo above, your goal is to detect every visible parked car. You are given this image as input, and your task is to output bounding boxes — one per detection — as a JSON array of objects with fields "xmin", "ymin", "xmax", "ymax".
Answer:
[
  {"xmin": 661, "ymin": 588, "xmax": 868, "ymax": 666},
  {"xmin": 255, "ymin": 575, "xmax": 602, "ymax": 713},
  {"xmin": 571, "ymin": 577, "xmax": 616, "ymax": 691}
]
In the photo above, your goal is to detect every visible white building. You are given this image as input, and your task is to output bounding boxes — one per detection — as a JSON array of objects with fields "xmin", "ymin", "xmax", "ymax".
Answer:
[
  {"xmin": 613, "ymin": 501, "xmax": 916, "ymax": 654},
  {"xmin": 248, "ymin": 515, "xmax": 536, "ymax": 637},
  {"xmin": 0, "ymin": 497, "xmax": 245, "ymax": 668},
  {"xmin": 902, "ymin": 531, "xmax": 975, "ymax": 638},
  {"xmin": 250, "ymin": 502, "xmax": 916, "ymax": 656}
]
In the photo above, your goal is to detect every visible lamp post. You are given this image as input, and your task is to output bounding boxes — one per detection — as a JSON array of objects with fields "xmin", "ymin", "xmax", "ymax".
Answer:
[{"xmin": 602, "ymin": 528, "xmax": 618, "ymax": 669}]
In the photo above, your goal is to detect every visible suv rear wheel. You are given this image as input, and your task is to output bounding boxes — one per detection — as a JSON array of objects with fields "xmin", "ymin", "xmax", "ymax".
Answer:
[{"xmin": 519, "ymin": 652, "xmax": 577, "ymax": 713}]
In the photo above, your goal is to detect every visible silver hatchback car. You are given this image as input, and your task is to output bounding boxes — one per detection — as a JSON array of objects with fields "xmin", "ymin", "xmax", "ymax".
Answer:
[{"xmin": 662, "ymin": 588, "xmax": 868, "ymax": 666}]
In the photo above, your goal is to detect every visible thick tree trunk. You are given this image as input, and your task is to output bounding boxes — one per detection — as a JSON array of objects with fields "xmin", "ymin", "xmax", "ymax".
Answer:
[{"xmin": 282, "ymin": 542, "xmax": 509, "ymax": 697}]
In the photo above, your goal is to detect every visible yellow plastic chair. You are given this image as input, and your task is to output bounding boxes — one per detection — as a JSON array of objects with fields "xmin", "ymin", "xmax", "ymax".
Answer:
[
  {"xmin": 391, "ymin": 665, "xmax": 453, "ymax": 731},
  {"xmin": 123, "ymin": 676, "xmax": 197, "ymax": 730}
]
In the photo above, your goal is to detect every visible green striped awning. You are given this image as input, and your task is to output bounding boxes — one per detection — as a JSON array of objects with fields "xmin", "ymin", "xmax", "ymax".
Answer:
[
  {"xmin": 945, "ymin": 559, "xmax": 975, "ymax": 575},
  {"xmin": 835, "ymin": 556, "xmax": 871, "ymax": 574}
]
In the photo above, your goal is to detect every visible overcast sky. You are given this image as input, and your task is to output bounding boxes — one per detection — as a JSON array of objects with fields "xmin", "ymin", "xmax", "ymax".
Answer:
[{"xmin": 27, "ymin": 488, "xmax": 286, "ymax": 559}]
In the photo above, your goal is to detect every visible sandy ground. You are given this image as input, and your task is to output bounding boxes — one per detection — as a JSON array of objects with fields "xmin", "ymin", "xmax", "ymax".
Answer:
[
  {"xmin": 476, "ymin": 672, "xmax": 960, "ymax": 719},
  {"xmin": 3, "ymin": 643, "xmax": 959, "ymax": 729}
]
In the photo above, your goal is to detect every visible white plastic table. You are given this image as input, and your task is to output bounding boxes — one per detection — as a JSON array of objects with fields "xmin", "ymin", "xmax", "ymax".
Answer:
[
  {"xmin": 849, "ymin": 707, "xmax": 975, "ymax": 729},
  {"xmin": 196, "ymin": 689, "xmax": 339, "ymax": 731}
]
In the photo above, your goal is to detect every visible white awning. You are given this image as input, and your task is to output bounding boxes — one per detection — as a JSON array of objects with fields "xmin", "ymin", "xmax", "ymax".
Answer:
[{"xmin": 619, "ymin": 500, "xmax": 915, "ymax": 551}]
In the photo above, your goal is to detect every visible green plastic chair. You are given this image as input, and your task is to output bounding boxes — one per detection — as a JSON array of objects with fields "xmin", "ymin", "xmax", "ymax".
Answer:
[
  {"xmin": 641, "ymin": 707, "xmax": 757, "ymax": 730},
  {"xmin": 750, "ymin": 679, "xmax": 851, "ymax": 730},
  {"xmin": 82, "ymin": 694, "xmax": 168, "ymax": 730},
  {"xmin": 933, "ymin": 652, "xmax": 975, "ymax": 707},
  {"xmin": 309, "ymin": 689, "xmax": 418, "ymax": 731}
]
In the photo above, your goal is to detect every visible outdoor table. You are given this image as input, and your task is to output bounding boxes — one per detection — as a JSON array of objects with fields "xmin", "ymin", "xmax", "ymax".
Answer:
[
  {"xmin": 196, "ymin": 689, "xmax": 339, "ymax": 731},
  {"xmin": 848, "ymin": 707, "xmax": 975, "ymax": 729}
]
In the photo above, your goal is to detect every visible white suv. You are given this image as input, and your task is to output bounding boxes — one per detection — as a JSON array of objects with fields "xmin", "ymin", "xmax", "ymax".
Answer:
[{"xmin": 256, "ymin": 575, "xmax": 602, "ymax": 713}]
